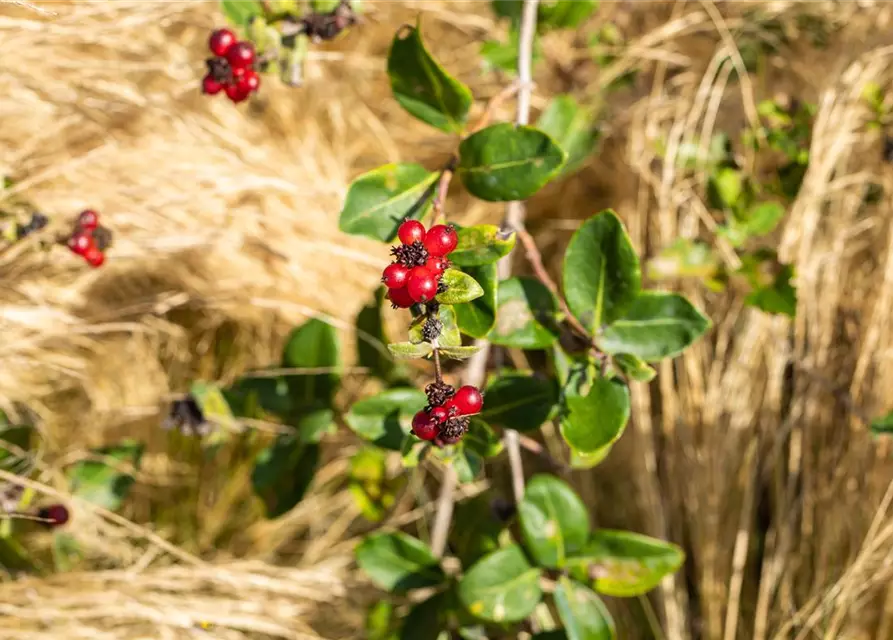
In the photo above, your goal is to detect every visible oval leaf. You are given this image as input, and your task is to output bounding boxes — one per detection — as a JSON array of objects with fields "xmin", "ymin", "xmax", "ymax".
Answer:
[
  {"xmin": 356, "ymin": 532, "xmax": 446, "ymax": 593},
  {"xmin": 597, "ymin": 292, "xmax": 711, "ymax": 362},
  {"xmin": 563, "ymin": 210, "xmax": 641, "ymax": 332},
  {"xmin": 457, "ymin": 123, "xmax": 567, "ymax": 202},
  {"xmin": 437, "ymin": 268, "xmax": 484, "ymax": 305},
  {"xmin": 554, "ymin": 577, "xmax": 616, "ymax": 640},
  {"xmin": 281, "ymin": 318, "xmax": 341, "ymax": 410},
  {"xmin": 458, "ymin": 544, "xmax": 543, "ymax": 623},
  {"xmin": 439, "ymin": 345, "xmax": 483, "ymax": 360},
  {"xmin": 569, "ymin": 443, "xmax": 613, "ymax": 470},
  {"xmin": 518, "ymin": 474, "xmax": 590, "ymax": 568},
  {"xmin": 480, "ymin": 373, "xmax": 558, "ymax": 432},
  {"xmin": 455, "ymin": 263, "xmax": 497, "ymax": 338},
  {"xmin": 562, "ymin": 376, "xmax": 630, "ymax": 454},
  {"xmin": 489, "ymin": 277, "xmax": 560, "ymax": 349},
  {"xmin": 388, "ymin": 23, "xmax": 473, "ymax": 133},
  {"xmin": 345, "ymin": 388, "xmax": 426, "ymax": 450},
  {"xmin": 567, "ymin": 530, "xmax": 685, "ymax": 597},
  {"xmin": 535, "ymin": 95, "xmax": 601, "ymax": 176},
  {"xmin": 450, "ymin": 224, "xmax": 517, "ymax": 267},
  {"xmin": 612, "ymin": 353, "xmax": 656, "ymax": 382},
  {"xmin": 357, "ymin": 290, "xmax": 402, "ymax": 382},
  {"xmin": 220, "ymin": 0, "xmax": 264, "ymax": 28},
  {"xmin": 252, "ymin": 437, "xmax": 320, "ymax": 518},
  {"xmin": 388, "ymin": 341, "xmax": 434, "ymax": 360},
  {"xmin": 464, "ymin": 418, "xmax": 504, "ymax": 458},
  {"xmin": 339, "ymin": 163, "xmax": 438, "ymax": 242}
]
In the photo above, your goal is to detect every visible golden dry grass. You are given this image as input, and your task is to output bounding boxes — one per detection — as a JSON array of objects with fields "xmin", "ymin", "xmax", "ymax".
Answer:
[{"xmin": 1, "ymin": 0, "xmax": 893, "ymax": 638}]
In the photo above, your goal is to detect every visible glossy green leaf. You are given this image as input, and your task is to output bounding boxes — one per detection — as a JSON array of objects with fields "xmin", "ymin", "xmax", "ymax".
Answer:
[
  {"xmin": 455, "ymin": 263, "xmax": 498, "ymax": 338},
  {"xmin": 870, "ymin": 411, "xmax": 893, "ymax": 435},
  {"xmin": 743, "ymin": 261, "xmax": 797, "ymax": 318},
  {"xmin": 400, "ymin": 592, "xmax": 449, "ymax": 640},
  {"xmin": 434, "ymin": 445, "xmax": 483, "ymax": 484},
  {"xmin": 220, "ymin": 0, "xmax": 264, "ymax": 28},
  {"xmin": 569, "ymin": 444, "xmax": 614, "ymax": 470},
  {"xmin": 409, "ymin": 305, "xmax": 461, "ymax": 348},
  {"xmin": 388, "ymin": 341, "xmax": 434, "ymax": 360},
  {"xmin": 567, "ymin": 530, "xmax": 685, "ymax": 597},
  {"xmin": 464, "ymin": 418, "xmax": 504, "ymax": 458},
  {"xmin": 252, "ymin": 436, "xmax": 320, "ymax": 518},
  {"xmin": 480, "ymin": 373, "xmax": 558, "ymax": 432},
  {"xmin": 562, "ymin": 376, "xmax": 630, "ymax": 454},
  {"xmin": 480, "ymin": 30, "xmax": 542, "ymax": 74},
  {"xmin": 612, "ymin": 354, "xmax": 656, "ymax": 382},
  {"xmin": 366, "ymin": 601, "xmax": 398, "ymax": 640},
  {"xmin": 450, "ymin": 224, "xmax": 517, "ymax": 267},
  {"xmin": 339, "ymin": 163, "xmax": 438, "ymax": 242},
  {"xmin": 436, "ymin": 268, "xmax": 484, "ymax": 305},
  {"xmin": 458, "ymin": 544, "xmax": 543, "ymax": 623},
  {"xmin": 538, "ymin": 0, "xmax": 599, "ymax": 28},
  {"xmin": 707, "ymin": 167, "xmax": 744, "ymax": 210},
  {"xmin": 298, "ymin": 408, "xmax": 336, "ymax": 442},
  {"xmin": 401, "ymin": 436, "xmax": 430, "ymax": 468},
  {"xmin": 224, "ymin": 375, "xmax": 291, "ymax": 418},
  {"xmin": 345, "ymin": 388, "xmax": 426, "ymax": 450},
  {"xmin": 489, "ymin": 277, "xmax": 560, "ymax": 349},
  {"xmin": 597, "ymin": 292, "xmax": 711, "ymax": 362},
  {"xmin": 190, "ymin": 380, "xmax": 235, "ymax": 425},
  {"xmin": 554, "ymin": 577, "xmax": 616, "ymax": 640},
  {"xmin": 457, "ymin": 123, "xmax": 567, "ymax": 202},
  {"xmin": 357, "ymin": 290, "xmax": 401, "ymax": 382},
  {"xmin": 356, "ymin": 532, "xmax": 446, "ymax": 593},
  {"xmin": 67, "ymin": 441, "xmax": 144, "ymax": 512},
  {"xmin": 387, "ymin": 23, "xmax": 473, "ymax": 133},
  {"xmin": 450, "ymin": 495, "xmax": 506, "ymax": 567},
  {"xmin": 742, "ymin": 201, "xmax": 786, "ymax": 236},
  {"xmin": 563, "ymin": 210, "xmax": 641, "ymax": 332},
  {"xmin": 281, "ymin": 318, "xmax": 341, "ymax": 410},
  {"xmin": 518, "ymin": 474, "xmax": 590, "ymax": 568},
  {"xmin": 439, "ymin": 346, "xmax": 483, "ymax": 360},
  {"xmin": 536, "ymin": 95, "xmax": 601, "ymax": 175}
]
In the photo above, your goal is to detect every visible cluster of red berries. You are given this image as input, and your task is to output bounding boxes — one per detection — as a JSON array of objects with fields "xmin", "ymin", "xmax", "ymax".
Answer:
[
  {"xmin": 67, "ymin": 210, "xmax": 111, "ymax": 268},
  {"xmin": 411, "ymin": 382, "xmax": 483, "ymax": 445},
  {"xmin": 202, "ymin": 29, "xmax": 260, "ymax": 104},
  {"xmin": 383, "ymin": 220, "xmax": 458, "ymax": 308}
]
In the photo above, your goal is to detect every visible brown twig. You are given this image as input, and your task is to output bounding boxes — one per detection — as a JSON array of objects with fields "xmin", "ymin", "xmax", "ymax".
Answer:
[{"xmin": 432, "ymin": 163, "xmax": 455, "ymax": 226}]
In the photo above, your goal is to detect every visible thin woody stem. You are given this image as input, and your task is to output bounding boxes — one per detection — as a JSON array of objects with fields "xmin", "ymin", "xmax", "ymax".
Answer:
[{"xmin": 432, "ymin": 347, "xmax": 443, "ymax": 384}]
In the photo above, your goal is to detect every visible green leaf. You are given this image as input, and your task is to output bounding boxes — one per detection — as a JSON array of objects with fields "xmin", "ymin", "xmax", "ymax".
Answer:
[
  {"xmin": 434, "ymin": 445, "xmax": 483, "ymax": 484},
  {"xmin": 563, "ymin": 210, "xmax": 641, "ymax": 332},
  {"xmin": 357, "ymin": 290, "xmax": 401, "ymax": 382},
  {"xmin": 401, "ymin": 436, "xmax": 430, "ymax": 468},
  {"xmin": 450, "ymin": 495, "xmax": 506, "ymax": 567},
  {"xmin": 387, "ymin": 23, "xmax": 473, "ymax": 133},
  {"xmin": 338, "ymin": 163, "xmax": 439, "ymax": 242},
  {"xmin": 567, "ymin": 530, "xmax": 685, "ymax": 597},
  {"xmin": 400, "ymin": 593, "xmax": 448, "ymax": 640},
  {"xmin": 480, "ymin": 373, "xmax": 558, "ymax": 432},
  {"xmin": 457, "ymin": 123, "xmax": 567, "ymax": 202},
  {"xmin": 298, "ymin": 408, "xmax": 337, "ymax": 443},
  {"xmin": 388, "ymin": 341, "xmax": 434, "ymax": 360},
  {"xmin": 554, "ymin": 577, "xmax": 616, "ymax": 640},
  {"xmin": 562, "ymin": 376, "xmax": 630, "ymax": 454},
  {"xmin": 366, "ymin": 601, "xmax": 398, "ymax": 640},
  {"xmin": 647, "ymin": 239, "xmax": 720, "ymax": 282},
  {"xmin": 355, "ymin": 532, "xmax": 446, "ymax": 593},
  {"xmin": 532, "ymin": 633, "xmax": 569, "ymax": 640},
  {"xmin": 569, "ymin": 444, "xmax": 614, "ymax": 470},
  {"xmin": 439, "ymin": 346, "xmax": 483, "ymax": 360},
  {"xmin": 66, "ymin": 440, "xmax": 144, "ymax": 511},
  {"xmin": 190, "ymin": 380, "xmax": 236, "ymax": 426},
  {"xmin": 436, "ymin": 268, "xmax": 485, "ymax": 305},
  {"xmin": 742, "ymin": 201, "xmax": 786, "ymax": 236},
  {"xmin": 597, "ymin": 292, "xmax": 711, "ymax": 362},
  {"xmin": 349, "ymin": 448, "xmax": 403, "ymax": 522},
  {"xmin": 707, "ymin": 167, "xmax": 744, "ymax": 210},
  {"xmin": 458, "ymin": 544, "xmax": 543, "ymax": 623},
  {"xmin": 224, "ymin": 376, "xmax": 291, "ymax": 419},
  {"xmin": 870, "ymin": 411, "xmax": 893, "ymax": 435},
  {"xmin": 252, "ymin": 436, "xmax": 320, "ymax": 518},
  {"xmin": 742, "ymin": 260, "xmax": 797, "ymax": 318},
  {"xmin": 455, "ymin": 263, "xmax": 498, "ymax": 338},
  {"xmin": 345, "ymin": 388, "xmax": 426, "ymax": 450},
  {"xmin": 518, "ymin": 474, "xmax": 590, "ymax": 568},
  {"xmin": 464, "ymin": 418, "xmax": 504, "ymax": 458},
  {"xmin": 410, "ymin": 305, "xmax": 462, "ymax": 348},
  {"xmin": 612, "ymin": 354, "xmax": 656, "ymax": 382},
  {"xmin": 538, "ymin": 0, "xmax": 600, "ymax": 29},
  {"xmin": 480, "ymin": 30, "xmax": 542, "ymax": 74},
  {"xmin": 450, "ymin": 224, "xmax": 517, "ymax": 267},
  {"xmin": 281, "ymin": 318, "xmax": 341, "ymax": 410},
  {"xmin": 489, "ymin": 277, "xmax": 560, "ymax": 349},
  {"xmin": 220, "ymin": 0, "xmax": 264, "ymax": 29},
  {"xmin": 535, "ymin": 95, "xmax": 601, "ymax": 175}
]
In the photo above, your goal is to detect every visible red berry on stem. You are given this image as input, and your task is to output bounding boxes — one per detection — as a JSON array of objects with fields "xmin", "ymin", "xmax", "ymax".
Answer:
[
  {"xmin": 209, "ymin": 28, "xmax": 237, "ymax": 57},
  {"xmin": 411, "ymin": 410, "xmax": 438, "ymax": 441},
  {"xmin": 225, "ymin": 83, "xmax": 250, "ymax": 103},
  {"xmin": 424, "ymin": 224, "xmax": 458, "ymax": 257},
  {"xmin": 84, "ymin": 246, "xmax": 105, "ymax": 267},
  {"xmin": 202, "ymin": 75, "xmax": 223, "ymax": 95},
  {"xmin": 449, "ymin": 385, "xmax": 483, "ymax": 415},
  {"xmin": 407, "ymin": 267, "xmax": 438, "ymax": 303},
  {"xmin": 425, "ymin": 256, "xmax": 449, "ymax": 277},
  {"xmin": 68, "ymin": 233, "xmax": 92, "ymax": 256},
  {"xmin": 226, "ymin": 41, "xmax": 256, "ymax": 70},
  {"xmin": 77, "ymin": 209, "xmax": 99, "ymax": 231},
  {"xmin": 397, "ymin": 219, "xmax": 426, "ymax": 245},
  {"xmin": 387, "ymin": 286, "xmax": 415, "ymax": 309},
  {"xmin": 38, "ymin": 504, "xmax": 70, "ymax": 527},
  {"xmin": 239, "ymin": 69, "xmax": 260, "ymax": 93},
  {"xmin": 429, "ymin": 405, "xmax": 449, "ymax": 423},
  {"xmin": 382, "ymin": 263, "xmax": 410, "ymax": 289}
]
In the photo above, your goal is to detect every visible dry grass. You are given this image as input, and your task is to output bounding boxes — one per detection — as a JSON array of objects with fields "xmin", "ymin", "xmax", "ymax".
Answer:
[{"xmin": 1, "ymin": 0, "xmax": 893, "ymax": 638}]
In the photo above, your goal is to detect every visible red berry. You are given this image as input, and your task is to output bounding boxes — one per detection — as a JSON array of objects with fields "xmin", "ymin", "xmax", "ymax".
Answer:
[
  {"xmin": 425, "ymin": 256, "xmax": 449, "ymax": 277},
  {"xmin": 226, "ymin": 41, "xmax": 256, "ymax": 70},
  {"xmin": 449, "ymin": 385, "xmax": 483, "ymax": 415},
  {"xmin": 68, "ymin": 233, "xmax": 92, "ymax": 256},
  {"xmin": 424, "ymin": 224, "xmax": 458, "ymax": 257},
  {"xmin": 429, "ymin": 405, "xmax": 449, "ymax": 423},
  {"xmin": 387, "ymin": 286, "xmax": 415, "ymax": 309},
  {"xmin": 77, "ymin": 209, "xmax": 99, "ymax": 231},
  {"xmin": 209, "ymin": 28, "xmax": 237, "ymax": 57},
  {"xmin": 84, "ymin": 246, "xmax": 105, "ymax": 267},
  {"xmin": 382, "ymin": 263, "xmax": 410, "ymax": 289},
  {"xmin": 225, "ymin": 82, "xmax": 250, "ymax": 103},
  {"xmin": 202, "ymin": 74, "xmax": 223, "ymax": 95},
  {"xmin": 38, "ymin": 504, "xmax": 69, "ymax": 527},
  {"xmin": 397, "ymin": 220, "xmax": 426, "ymax": 245},
  {"xmin": 411, "ymin": 410, "xmax": 438, "ymax": 441},
  {"xmin": 406, "ymin": 267, "xmax": 438, "ymax": 303},
  {"xmin": 239, "ymin": 69, "xmax": 260, "ymax": 93}
]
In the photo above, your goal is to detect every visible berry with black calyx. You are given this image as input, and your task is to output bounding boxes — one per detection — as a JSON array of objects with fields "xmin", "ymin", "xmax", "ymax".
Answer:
[
  {"xmin": 425, "ymin": 256, "xmax": 449, "ymax": 278},
  {"xmin": 407, "ymin": 267, "xmax": 438, "ymax": 303},
  {"xmin": 91, "ymin": 226, "xmax": 113, "ymax": 252},
  {"xmin": 37, "ymin": 504, "xmax": 70, "ymax": 528},
  {"xmin": 411, "ymin": 410, "xmax": 438, "ymax": 441},
  {"xmin": 421, "ymin": 315, "xmax": 442, "ymax": 342},
  {"xmin": 424, "ymin": 380, "xmax": 455, "ymax": 407},
  {"xmin": 163, "ymin": 396, "xmax": 213, "ymax": 436},
  {"xmin": 428, "ymin": 405, "xmax": 449, "ymax": 423},
  {"xmin": 390, "ymin": 240, "xmax": 430, "ymax": 268},
  {"xmin": 206, "ymin": 56, "xmax": 231, "ymax": 83},
  {"xmin": 67, "ymin": 232, "xmax": 92, "ymax": 256},
  {"xmin": 397, "ymin": 219, "xmax": 426, "ymax": 245},
  {"xmin": 209, "ymin": 28, "xmax": 237, "ymax": 57},
  {"xmin": 225, "ymin": 82, "xmax": 250, "ymax": 103},
  {"xmin": 77, "ymin": 209, "xmax": 99, "ymax": 231},
  {"xmin": 439, "ymin": 415, "xmax": 469, "ymax": 444},
  {"xmin": 240, "ymin": 69, "xmax": 260, "ymax": 94},
  {"xmin": 382, "ymin": 263, "xmax": 410, "ymax": 289},
  {"xmin": 423, "ymin": 224, "xmax": 458, "ymax": 257},
  {"xmin": 226, "ymin": 41, "xmax": 256, "ymax": 70},
  {"xmin": 446, "ymin": 385, "xmax": 484, "ymax": 416},
  {"xmin": 387, "ymin": 286, "xmax": 415, "ymax": 309}
]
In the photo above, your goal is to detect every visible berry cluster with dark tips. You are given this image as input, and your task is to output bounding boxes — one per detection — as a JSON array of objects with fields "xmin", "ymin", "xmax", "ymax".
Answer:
[
  {"xmin": 383, "ymin": 220, "xmax": 458, "ymax": 309},
  {"xmin": 15, "ymin": 212, "xmax": 48, "ymax": 240},
  {"xmin": 410, "ymin": 382, "xmax": 483, "ymax": 446},
  {"xmin": 202, "ymin": 29, "xmax": 260, "ymax": 104},
  {"xmin": 67, "ymin": 209, "xmax": 111, "ymax": 268}
]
